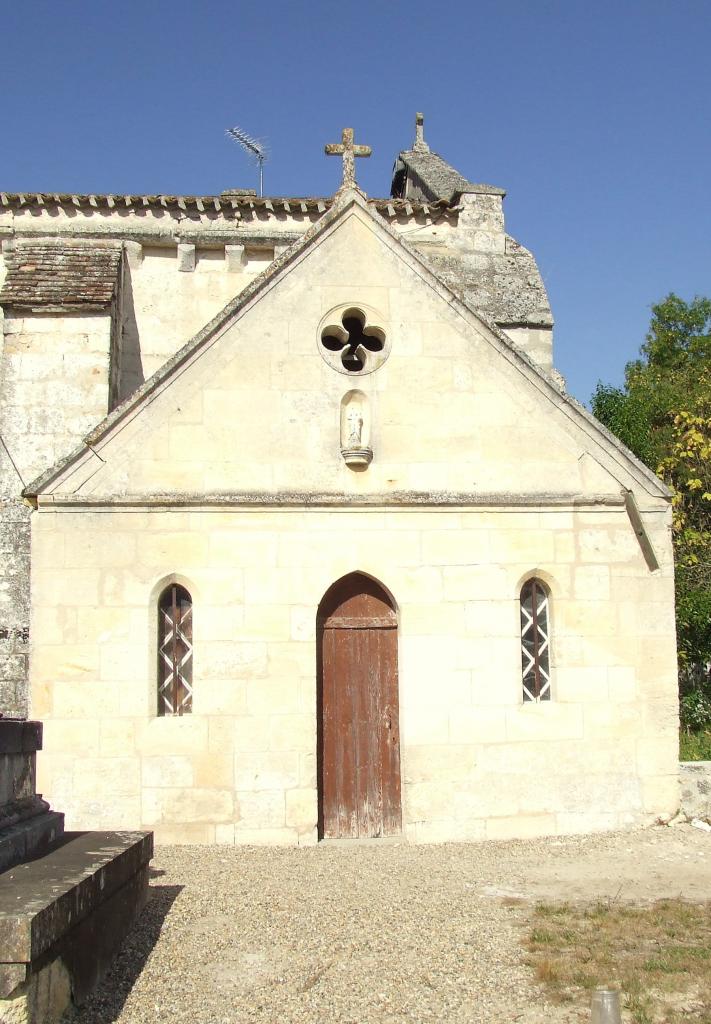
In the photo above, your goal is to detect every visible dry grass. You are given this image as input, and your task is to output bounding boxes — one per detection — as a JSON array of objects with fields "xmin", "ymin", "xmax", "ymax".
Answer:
[{"xmin": 524, "ymin": 898, "xmax": 711, "ymax": 1023}]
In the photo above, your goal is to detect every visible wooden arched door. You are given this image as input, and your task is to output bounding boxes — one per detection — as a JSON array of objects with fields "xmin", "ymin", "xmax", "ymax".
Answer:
[{"xmin": 317, "ymin": 573, "xmax": 402, "ymax": 839}]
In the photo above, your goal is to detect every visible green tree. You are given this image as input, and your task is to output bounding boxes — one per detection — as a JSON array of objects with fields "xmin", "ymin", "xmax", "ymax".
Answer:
[
  {"xmin": 592, "ymin": 295, "xmax": 711, "ymax": 733},
  {"xmin": 592, "ymin": 294, "xmax": 711, "ymax": 468}
]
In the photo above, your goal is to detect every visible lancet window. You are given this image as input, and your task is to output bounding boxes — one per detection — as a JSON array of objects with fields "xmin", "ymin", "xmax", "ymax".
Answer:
[
  {"xmin": 157, "ymin": 583, "xmax": 193, "ymax": 716},
  {"xmin": 520, "ymin": 578, "xmax": 551, "ymax": 702}
]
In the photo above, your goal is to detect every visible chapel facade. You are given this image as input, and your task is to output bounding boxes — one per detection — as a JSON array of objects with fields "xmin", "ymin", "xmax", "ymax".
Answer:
[{"xmin": 0, "ymin": 118, "xmax": 679, "ymax": 844}]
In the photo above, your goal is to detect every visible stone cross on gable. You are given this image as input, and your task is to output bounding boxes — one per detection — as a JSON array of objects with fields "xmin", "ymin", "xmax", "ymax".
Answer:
[{"xmin": 325, "ymin": 128, "xmax": 371, "ymax": 191}]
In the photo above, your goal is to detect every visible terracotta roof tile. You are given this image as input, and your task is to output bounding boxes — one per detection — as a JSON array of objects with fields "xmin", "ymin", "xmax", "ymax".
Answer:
[
  {"xmin": 0, "ymin": 192, "xmax": 450, "ymax": 216},
  {"xmin": 0, "ymin": 244, "xmax": 122, "ymax": 311}
]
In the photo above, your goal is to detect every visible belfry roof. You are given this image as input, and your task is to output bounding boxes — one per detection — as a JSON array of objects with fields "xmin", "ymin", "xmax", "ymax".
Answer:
[{"xmin": 391, "ymin": 149, "xmax": 506, "ymax": 203}]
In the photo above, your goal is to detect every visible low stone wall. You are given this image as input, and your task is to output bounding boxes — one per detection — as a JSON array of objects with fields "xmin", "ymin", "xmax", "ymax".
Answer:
[{"xmin": 680, "ymin": 761, "xmax": 711, "ymax": 822}]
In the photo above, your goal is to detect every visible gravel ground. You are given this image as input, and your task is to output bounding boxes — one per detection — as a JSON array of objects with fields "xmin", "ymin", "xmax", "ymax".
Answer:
[{"xmin": 66, "ymin": 826, "xmax": 710, "ymax": 1024}]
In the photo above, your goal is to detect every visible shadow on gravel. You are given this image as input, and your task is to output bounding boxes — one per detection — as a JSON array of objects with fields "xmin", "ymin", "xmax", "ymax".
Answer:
[{"xmin": 65, "ymin": 884, "xmax": 183, "ymax": 1024}]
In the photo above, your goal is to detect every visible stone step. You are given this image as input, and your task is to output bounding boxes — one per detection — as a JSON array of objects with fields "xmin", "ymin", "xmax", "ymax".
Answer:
[{"xmin": 0, "ymin": 808, "xmax": 64, "ymax": 873}]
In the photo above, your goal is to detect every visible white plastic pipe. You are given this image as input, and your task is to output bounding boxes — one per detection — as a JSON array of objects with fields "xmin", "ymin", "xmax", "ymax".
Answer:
[{"xmin": 590, "ymin": 987, "xmax": 622, "ymax": 1024}]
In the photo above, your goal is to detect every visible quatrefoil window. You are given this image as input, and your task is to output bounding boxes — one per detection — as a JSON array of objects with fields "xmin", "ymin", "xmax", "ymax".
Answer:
[{"xmin": 319, "ymin": 306, "xmax": 388, "ymax": 376}]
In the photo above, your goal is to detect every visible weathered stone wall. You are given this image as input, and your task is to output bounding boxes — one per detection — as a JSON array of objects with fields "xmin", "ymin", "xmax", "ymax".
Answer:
[
  {"xmin": 0, "ymin": 249, "xmax": 28, "ymax": 715},
  {"xmin": 456, "ymin": 193, "xmax": 505, "ymax": 253},
  {"xmin": 679, "ymin": 761, "xmax": 711, "ymax": 821},
  {"xmin": 0, "ymin": 311, "xmax": 113, "ymax": 716},
  {"xmin": 0, "ymin": 505, "xmax": 30, "ymax": 716}
]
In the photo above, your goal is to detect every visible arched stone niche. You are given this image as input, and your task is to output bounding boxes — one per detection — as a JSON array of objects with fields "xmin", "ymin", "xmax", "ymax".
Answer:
[{"xmin": 340, "ymin": 390, "xmax": 372, "ymax": 468}]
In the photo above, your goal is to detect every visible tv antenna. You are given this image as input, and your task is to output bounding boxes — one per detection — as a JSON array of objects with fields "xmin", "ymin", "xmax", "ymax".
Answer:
[{"xmin": 225, "ymin": 125, "xmax": 268, "ymax": 197}]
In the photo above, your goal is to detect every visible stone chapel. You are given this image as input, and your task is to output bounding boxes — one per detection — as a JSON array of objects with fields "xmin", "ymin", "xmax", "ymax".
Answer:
[{"xmin": 0, "ymin": 117, "xmax": 679, "ymax": 844}]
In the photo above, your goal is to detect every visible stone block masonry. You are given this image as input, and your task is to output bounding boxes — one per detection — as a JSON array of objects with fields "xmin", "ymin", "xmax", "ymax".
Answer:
[{"xmin": 29, "ymin": 500, "xmax": 679, "ymax": 845}]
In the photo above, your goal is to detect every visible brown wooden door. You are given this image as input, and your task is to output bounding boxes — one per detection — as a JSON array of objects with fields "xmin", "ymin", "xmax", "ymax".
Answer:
[{"xmin": 317, "ymin": 573, "xmax": 402, "ymax": 839}]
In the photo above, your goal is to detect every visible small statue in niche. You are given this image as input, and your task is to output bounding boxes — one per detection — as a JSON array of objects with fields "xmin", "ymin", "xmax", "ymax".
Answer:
[
  {"xmin": 340, "ymin": 390, "xmax": 372, "ymax": 468},
  {"xmin": 347, "ymin": 406, "xmax": 363, "ymax": 446}
]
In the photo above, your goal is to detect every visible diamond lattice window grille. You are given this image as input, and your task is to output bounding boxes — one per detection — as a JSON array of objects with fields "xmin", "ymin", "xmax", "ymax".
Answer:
[
  {"xmin": 157, "ymin": 584, "xmax": 193, "ymax": 716},
  {"xmin": 520, "ymin": 578, "xmax": 551, "ymax": 702}
]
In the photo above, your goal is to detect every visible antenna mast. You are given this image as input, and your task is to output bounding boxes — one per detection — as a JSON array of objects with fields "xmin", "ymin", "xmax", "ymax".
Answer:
[{"xmin": 225, "ymin": 125, "xmax": 268, "ymax": 197}]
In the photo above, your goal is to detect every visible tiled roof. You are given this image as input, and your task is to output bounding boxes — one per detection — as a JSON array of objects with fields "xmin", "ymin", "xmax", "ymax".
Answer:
[
  {"xmin": 0, "ymin": 243, "xmax": 122, "ymax": 311},
  {"xmin": 0, "ymin": 192, "xmax": 450, "ymax": 217}
]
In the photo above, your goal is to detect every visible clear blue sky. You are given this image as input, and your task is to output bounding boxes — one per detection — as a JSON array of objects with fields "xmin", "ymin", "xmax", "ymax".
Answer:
[{"xmin": 3, "ymin": 0, "xmax": 709, "ymax": 405}]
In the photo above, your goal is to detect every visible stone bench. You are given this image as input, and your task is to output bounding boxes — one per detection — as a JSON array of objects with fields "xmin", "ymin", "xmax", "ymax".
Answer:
[{"xmin": 0, "ymin": 829, "xmax": 153, "ymax": 1024}]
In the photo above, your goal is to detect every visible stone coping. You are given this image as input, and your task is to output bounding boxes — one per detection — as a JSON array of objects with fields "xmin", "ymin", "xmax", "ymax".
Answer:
[
  {"xmin": 33, "ymin": 490, "xmax": 629, "ymax": 509},
  {"xmin": 0, "ymin": 720, "xmax": 41, "ymax": 755},
  {"xmin": 0, "ymin": 831, "xmax": 152, "ymax": 963}
]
